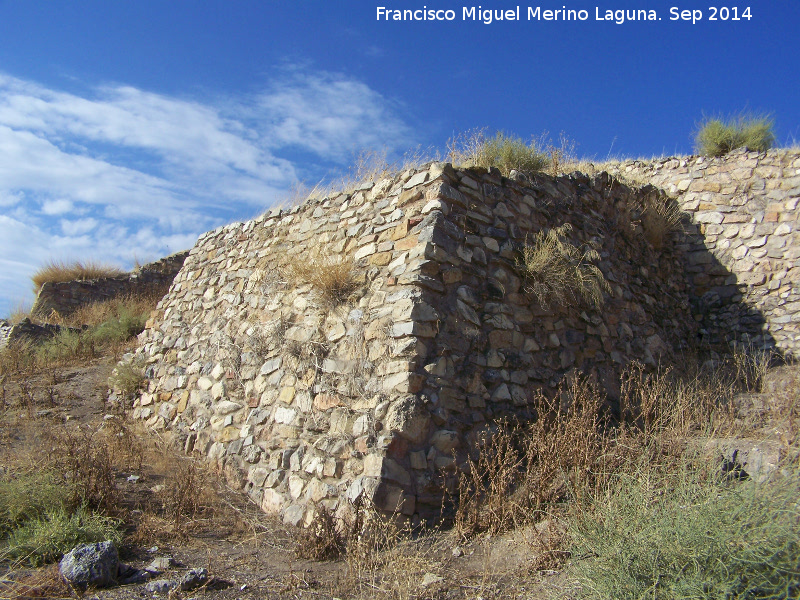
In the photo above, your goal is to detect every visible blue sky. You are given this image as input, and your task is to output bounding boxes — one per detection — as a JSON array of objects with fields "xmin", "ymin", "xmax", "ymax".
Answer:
[{"xmin": 1, "ymin": 1, "xmax": 798, "ymax": 316}]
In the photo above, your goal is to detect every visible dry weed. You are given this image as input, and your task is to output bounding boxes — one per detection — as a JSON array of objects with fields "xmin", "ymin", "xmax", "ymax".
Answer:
[
  {"xmin": 540, "ymin": 131, "xmax": 579, "ymax": 176},
  {"xmin": 730, "ymin": 342, "xmax": 774, "ymax": 392},
  {"xmin": 639, "ymin": 190, "xmax": 684, "ymax": 249},
  {"xmin": 0, "ymin": 563, "xmax": 76, "ymax": 599},
  {"xmin": 282, "ymin": 246, "xmax": 361, "ymax": 309},
  {"xmin": 271, "ymin": 146, "xmax": 437, "ymax": 211},
  {"xmin": 6, "ymin": 302, "xmax": 31, "ymax": 325},
  {"xmin": 31, "ymin": 260, "xmax": 124, "ymax": 293},
  {"xmin": 294, "ymin": 500, "xmax": 441, "ymax": 599},
  {"xmin": 163, "ymin": 459, "xmax": 207, "ymax": 534},
  {"xmin": 455, "ymin": 375, "xmax": 613, "ymax": 538},
  {"xmin": 523, "ymin": 375, "xmax": 614, "ymax": 511},
  {"xmin": 0, "ymin": 342, "xmax": 38, "ymax": 380},
  {"xmin": 60, "ymin": 291, "xmax": 161, "ymax": 329},
  {"xmin": 519, "ymin": 223, "xmax": 610, "ymax": 309},
  {"xmin": 294, "ymin": 504, "xmax": 346, "ymax": 561},
  {"xmin": 50, "ymin": 425, "xmax": 119, "ymax": 514}
]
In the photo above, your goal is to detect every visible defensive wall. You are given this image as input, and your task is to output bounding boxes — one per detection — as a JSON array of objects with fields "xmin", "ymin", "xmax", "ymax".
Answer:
[{"xmin": 122, "ymin": 148, "xmax": 800, "ymax": 526}]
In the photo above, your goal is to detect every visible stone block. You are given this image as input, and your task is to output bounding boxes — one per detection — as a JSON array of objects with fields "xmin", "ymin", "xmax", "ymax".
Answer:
[{"xmin": 384, "ymin": 397, "xmax": 431, "ymax": 444}]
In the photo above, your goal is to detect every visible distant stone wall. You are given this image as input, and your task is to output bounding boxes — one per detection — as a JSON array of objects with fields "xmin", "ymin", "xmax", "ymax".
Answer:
[
  {"xmin": 605, "ymin": 148, "xmax": 800, "ymax": 356},
  {"xmin": 129, "ymin": 163, "xmax": 700, "ymax": 526},
  {"xmin": 31, "ymin": 251, "xmax": 188, "ymax": 321}
]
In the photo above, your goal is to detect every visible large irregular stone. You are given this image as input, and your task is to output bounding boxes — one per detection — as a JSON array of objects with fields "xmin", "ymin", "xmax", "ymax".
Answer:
[
  {"xmin": 59, "ymin": 540, "xmax": 119, "ymax": 588},
  {"xmin": 384, "ymin": 397, "xmax": 431, "ymax": 445}
]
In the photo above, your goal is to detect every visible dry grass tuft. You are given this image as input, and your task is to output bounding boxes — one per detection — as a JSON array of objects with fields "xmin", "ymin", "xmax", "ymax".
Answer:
[
  {"xmin": 6, "ymin": 302, "xmax": 31, "ymax": 325},
  {"xmin": 640, "ymin": 191, "xmax": 685, "ymax": 249},
  {"xmin": 31, "ymin": 260, "xmax": 124, "ymax": 293},
  {"xmin": 518, "ymin": 223, "xmax": 610, "ymax": 309},
  {"xmin": 0, "ymin": 563, "xmax": 76, "ymax": 599},
  {"xmin": 60, "ymin": 292, "xmax": 160, "ymax": 329},
  {"xmin": 448, "ymin": 129, "xmax": 549, "ymax": 175},
  {"xmin": 272, "ymin": 146, "xmax": 438, "ymax": 210},
  {"xmin": 283, "ymin": 247, "xmax": 361, "ymax": 309},
  {"xmin": 293, "ymin": 500, "xmax": 443, "ymax": 599}
]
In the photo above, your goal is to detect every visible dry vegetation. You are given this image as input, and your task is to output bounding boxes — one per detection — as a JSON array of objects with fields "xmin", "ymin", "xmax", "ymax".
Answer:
[
  {"xmin": 31, "ymin": 260, "xmax": 124, "ymax": 293},
  {"xmin": 640, "ymin": 191, "xmax": 685, "ymax": 249},
  {"xmin": 517, "ymin": 223, "xmax": 610, "ymax": 310},
  {"xmin": 448, "ymin": 129, "xmax": 549, "ymax": 176},
  {"xmin": 272, "ymin": 346, "xmax": 800, "ymax": 599},
  {"xmin": 282, "ymin": 246, "xmax": 362, "ymax": 309}
]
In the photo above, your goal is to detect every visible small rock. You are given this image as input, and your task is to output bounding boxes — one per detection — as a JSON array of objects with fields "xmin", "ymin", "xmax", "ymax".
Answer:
[
  {"xmin": 452, "ymin": 546, "xmax": 464, "ymax": 557},
  {"xmin": 146, "ymin": 556, "xmax": 179, "ymax": 572},
  {"xmin": 145, "ymin": 579, "xmax": 175, "ymax": 594},
  {"xmin": 118, "ymin": 566, "xmax": 150, "ymax": 585},
  {"xmin": 180, "ymin": 568, "xmax": 209, "ymax": 591},
  {"xmin": 59, "ymin": 540, "xmax": 119, "ymax": 588},
  {"xmin": 421, "ymin": 573, "xmax": 444, "ymax": 587}
]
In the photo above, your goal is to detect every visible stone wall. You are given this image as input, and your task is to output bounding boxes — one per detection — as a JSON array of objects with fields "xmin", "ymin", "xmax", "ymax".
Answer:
[
  {"xmin": 605, "ymin": 148, "xmax": 800, "ymax": 355},
  {"xmin": 128, "ymin": 163, "xmax": 702, "ymax": 526},
  {"xmin": 31, "ymin": 251, "xmax": 188, "ymax": 321}
]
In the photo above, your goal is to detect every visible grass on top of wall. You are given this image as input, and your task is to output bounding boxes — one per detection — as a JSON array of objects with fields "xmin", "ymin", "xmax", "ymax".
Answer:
[{"xmin": 32, "ymin": 260, "xmax": 125, "ymax": 293}]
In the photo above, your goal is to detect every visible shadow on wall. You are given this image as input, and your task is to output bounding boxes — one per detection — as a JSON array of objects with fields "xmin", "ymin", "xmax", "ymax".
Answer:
[{"xmin": 678, "ymin": 218, "xmax": 778, "ymax": 356}]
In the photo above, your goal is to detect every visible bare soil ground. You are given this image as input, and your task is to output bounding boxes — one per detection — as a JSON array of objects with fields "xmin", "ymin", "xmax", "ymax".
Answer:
[{"xmin": 0, "ymin": 357, "xmax": 578, "ymax": 600}]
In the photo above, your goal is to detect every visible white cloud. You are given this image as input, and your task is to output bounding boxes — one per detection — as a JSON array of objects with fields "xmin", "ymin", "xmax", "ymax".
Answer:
[
  {"xmin": 0, "ymin": 69, "xmax": 416, "ymax": 317},
  {"xmin": 255, "ymin": 70, "xmax": 413, "ymax": 159},
  {"xmin": 0, "ymin": 189, "xmax": 23, "ymax": 207},
  {"xmin": 60, "ymin": 218, "xmax": 98, "ymax": 236},
  {"xmin": 41, "ymin": 199, "xmax": 74, "ymax": 215}
]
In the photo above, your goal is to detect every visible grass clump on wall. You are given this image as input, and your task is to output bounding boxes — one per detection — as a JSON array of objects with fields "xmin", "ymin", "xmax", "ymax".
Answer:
[
  {"xmin": 641, "ymin": 191, "xmax": 684, "ymax": 249},
  {"xmin": 448, "ymin": 129, "xmax": 549, "ymax": 175},
  {"xmin": 32, "ymin": 260, "xmax": 124, "ymax": 293},
  {"xmin": 518, "ymin": 223, "xmax": 609, "ymax": 309},
  {"xmin": 283, "ymin": 247, "xmax": 361, "ymax": 309},
  {"xmin": 695, "ymin": 113, "xmax": 775, "ymax": 157}
]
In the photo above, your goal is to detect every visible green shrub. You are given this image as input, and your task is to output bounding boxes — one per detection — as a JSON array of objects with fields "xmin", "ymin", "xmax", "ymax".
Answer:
[
  {"xmin": 518, "ymin": 223, "xmax": 610, "ymax": 309},
  {"xmin": 34, "ymin": 329, "xmax": 92, "ymax": 365},
  {"xmin": 695, "ymin": 113, "xmax": 775, "ymax": 157},
  {"xmin": 90, "ymin": 307, "xmax": 147, "ymax": 345},
  {"xmin": 108, "ymin": 358, "xmax": 146, "ymax": 399},
  {"xmin": 0, "ymin": 470, "xmax": 71, "ymax": 536},
  {"xmin": 5, "ymin": 506, "xmax": 122, "ymax": 566},
  {"xmin": 449, "ymin": 129, "xmax": 549, "ymax": 175},
  {"xmin": 571, "ymin": 466, "xmax": 800, "ymax": 600}
]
